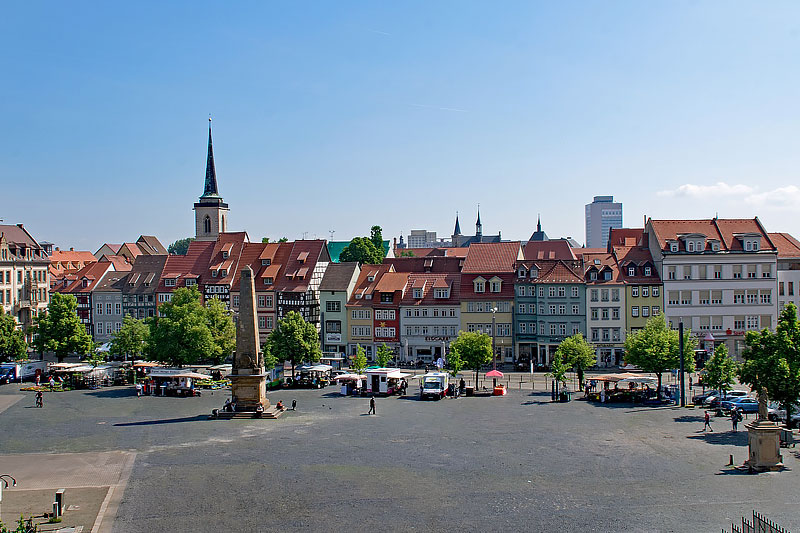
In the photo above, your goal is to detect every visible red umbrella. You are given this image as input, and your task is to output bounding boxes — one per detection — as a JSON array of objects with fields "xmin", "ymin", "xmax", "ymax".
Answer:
[{"xmin": 486, "ymin": 370, "xmax": 504, "ymax": 378}]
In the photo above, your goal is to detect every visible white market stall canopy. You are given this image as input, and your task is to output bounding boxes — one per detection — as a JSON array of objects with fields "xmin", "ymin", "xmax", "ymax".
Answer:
[
  {"xmin": 297, "ymin": 364, "xmax": 333, "ymax": 372},
  {"xmin": 591, "ymin": 372, "xmax": 656, "ymax": 383}
]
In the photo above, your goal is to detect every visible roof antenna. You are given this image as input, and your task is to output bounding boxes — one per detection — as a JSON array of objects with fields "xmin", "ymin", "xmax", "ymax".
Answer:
[{"xmin": 329, "ymin": 230, "xmax": 335, "ymax": 241}]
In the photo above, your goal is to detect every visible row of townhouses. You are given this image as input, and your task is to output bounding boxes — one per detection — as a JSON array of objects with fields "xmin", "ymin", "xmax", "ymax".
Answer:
[{"xmin": 9, "ymin": 123, "xmax": 800, "ymax": 369}]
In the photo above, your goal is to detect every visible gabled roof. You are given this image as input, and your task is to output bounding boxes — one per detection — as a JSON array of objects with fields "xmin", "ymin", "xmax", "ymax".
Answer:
[
  {"xmin": 607, "ymin": 228, "xmax": 648, "ymax": 250},
  {"xmin": 347, "ymin": 264, "xmax": 394, "ymax": 306},
  {"xmin": 401, "ymin": 273, "xmax": 460, "ymax": 306},
  {"xmin": 230, "ymin": 242, "xmax": 267, "ymax": 292},
  {"xmin": 374, "ymin": 272, "xmax": 409, "ymax": 293},
  {"xmin": 649, "ymin": 218, "xmax": 776, "ymax": 252},
  {"xmin": 462, "ymin": 242, "xmax": 522, "ymax": 273},
  {"xmin": 136, "ymin": 235, "xmax": 168, "ymax": 255},
  {"xmin": 275, "ymin": 240, "xmax": 329, "ymax": 293},
  {"xmin": 384, "ymin": 256, "xmax": 462, "ymax": 273},
  {"xmin": 203, "ymin": 232, "xmax": 249, "ymax": 286},
  {"xmin": 58, "ymin": 261, "xmax": 116, "ymax": 293},
  {"xmin": 768, "ymin": 232, "xmax": 800, "ymax": 258},
  {"xmin": 319, "ymin": 262, "xmax": 360, "ymax": 292},
  {"xmin": 157, "ymin": 240, "xmax": 215, "ymax": 293},
  {"xmin": 124, "ymin": 255, "xmax": 168, "ymax": 294},
  {"xmin": 582, "ymin": 252, "xmax": 622, "ymax": 283},
  {"xmin": 105, "ymin": 255, "xmax": 132, "ymax": 271},
  {"xmin": 523, "ymin": 241, "xmax": 576, "ymax": 261},
  {"xmin": 535, "ymin": 260, "xmax": 584, "ymax": 284}
]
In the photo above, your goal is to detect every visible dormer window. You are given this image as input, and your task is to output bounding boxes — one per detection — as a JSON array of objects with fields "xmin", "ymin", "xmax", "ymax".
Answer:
[
  {"xmin": 627, "ymin": 266, "xmax": 635, "ymax": 276},
  {"xmin": 367, "ymin": 275, "xmax": 375, "ymax": 282},
  {"xmin": 434, "ymin": 288, "xmax": 449, "ymax": 298},
  {"xmin": 518, "ymin": 268, "xmax": 526, "ymax": 278},
  {"xmin": 473, "ymin": 277, "xmax": 486, "ymax": 293},
  {"xmin": 165, "ymin": 278, "xmax": 177, "ymax": 287},
  {"xmin": 530, "ymin": 268, "xmax": 538, "ymax": 279},
  {"xmin": 687, "ymin": 241, "xmax": 694, "ymax": 252},
  {"xmin": 603, "ymin": 270, "xmax": 612, "ymax": 281},
  {"xmin": 222, "ymin": 251, "xmax": 229, "ymax": 259},
  {"xmin": 413, "ymin": 288, "xmax": 423, "ymax": 299},
  {"xmin": 82, "ymin": 279, "xmax": 89, "ymax": 288},
  {"xmin": 490, "ymin": 279, "xmax": 502, "ymax": 293},
  {"xmin": 263, "ymin": 277, "xmax": 273, "ymax": 285},
  {"xmin": 644, "ymin": 266, "xmax": 651, "ymax": 276},
  {"xmin": 593, "ymin": 259, "xmax": 601, "ymax": 265},
  {"xmin": 261, "ymin": 259, "xmax": 271, "ymax": 266},
  {"xmin": 185, "ymin": 279, "xmax": 196, "ymax": 287},
  {"xmin": 365, "ymin": 294, "xmax": 372, "ymax": 300},
  {"xmin": 220, "ymin": 269, "xmax": 227, "ymax": 277},
  {"xmin": 711, "ymin": 241, "xmax": 720, "ymax": 252},
  {"xmin": 669, "ymin": 242, "xmax": 679, "ymax": 253},
  {"xmin": 212, "ymin": 270, "xmax": 218, "ymax": 278},
  {"xmin": 590, "ymin": 271, "xmax": 597, "ymax": 281}
]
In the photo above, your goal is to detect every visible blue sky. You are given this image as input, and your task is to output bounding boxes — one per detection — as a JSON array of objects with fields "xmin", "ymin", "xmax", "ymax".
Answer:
[{"xmin": 2, "ymin": 1, "xmax": 800, "ymax": 251}]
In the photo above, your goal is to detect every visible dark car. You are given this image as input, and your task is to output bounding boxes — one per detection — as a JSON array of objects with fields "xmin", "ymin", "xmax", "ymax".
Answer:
[
  {"xmin": 722, "ymin": 397, "xmax": 759, "ymax": 413},
  {"xmin": 692, "ymin": 389, "xmax": 719, "ymax": 405}
]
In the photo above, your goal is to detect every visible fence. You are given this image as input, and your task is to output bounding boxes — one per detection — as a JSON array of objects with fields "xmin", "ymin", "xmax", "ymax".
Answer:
[{"xmin": 727, "ymin": 511, "xmax": 791, "ymax": 533}]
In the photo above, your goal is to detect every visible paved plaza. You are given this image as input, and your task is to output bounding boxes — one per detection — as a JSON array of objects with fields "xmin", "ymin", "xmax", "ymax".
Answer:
[{"xmin": 0, "ymin": 380, "xmax": 798, "ymax": 532}]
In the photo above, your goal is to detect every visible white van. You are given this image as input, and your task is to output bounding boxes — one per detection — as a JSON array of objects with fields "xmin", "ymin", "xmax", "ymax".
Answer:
[{"xmin": 420, "ymin": 372, "xmax": 449, "ymax": 400}]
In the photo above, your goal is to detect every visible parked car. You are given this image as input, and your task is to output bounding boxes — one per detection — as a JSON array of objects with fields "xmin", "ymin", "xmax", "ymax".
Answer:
[
  {"xmin": 767, "ymin": 402, "xmax": 800, "ymax": 422},
  {"xmin": 707, "ymin": 390, "xmax": 749, "ymax": 409},
  {"xmin": 692, "ymin": 389, "xmax": 719, "ymax": 405},
  {"xmin": 721, "ymin": 397, "xmax": 759, "ymax": 413}
]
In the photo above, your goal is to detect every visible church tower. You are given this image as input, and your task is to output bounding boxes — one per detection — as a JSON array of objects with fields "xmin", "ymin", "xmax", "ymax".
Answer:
[
  {"xmin": 194, "ymin": 118, "xmax": 229, "ymax": 241},
  {"xmin": 475, "ymin": 206, "xmax": 483, "ymax": 238}
]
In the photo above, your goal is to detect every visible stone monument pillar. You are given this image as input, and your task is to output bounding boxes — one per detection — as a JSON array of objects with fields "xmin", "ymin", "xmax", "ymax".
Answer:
[
  {"xmin": 230, "ymin": 266, "xmax": 269, "ymax": 411},
  {"xmin": 744, "ymin": 388, "xmax": 783, "ymax": 472}
]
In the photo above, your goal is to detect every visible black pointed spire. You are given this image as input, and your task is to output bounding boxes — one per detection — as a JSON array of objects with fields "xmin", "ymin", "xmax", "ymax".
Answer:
[
  {"xmin": 537, "ymin": 215, "xmax": 542, "ymax": 233},
  {"xmin": 476, "ymin": 205, "xmax": 482, "ymax": 226},
  {"xmin": 476, "ymin": 205, "xmax": 482, "ymax": 236},
  {"xmin": 202, "ymin": 118, "xmax": 220, "ymax": 198},
  {"xmin": 454, "ymin": 212, "xmax": 462, "ymax": 235}
]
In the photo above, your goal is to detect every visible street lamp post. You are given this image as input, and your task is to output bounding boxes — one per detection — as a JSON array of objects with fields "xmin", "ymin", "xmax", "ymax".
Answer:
[{"xmin": 491, "ymin": 307, "xmax": 498, "ymax": 387}]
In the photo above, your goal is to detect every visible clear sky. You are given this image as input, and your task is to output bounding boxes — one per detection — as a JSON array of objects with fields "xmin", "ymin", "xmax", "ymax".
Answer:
[{"xmin": 2, "ymin": 1, "xmax": 800, "ymax": 252}]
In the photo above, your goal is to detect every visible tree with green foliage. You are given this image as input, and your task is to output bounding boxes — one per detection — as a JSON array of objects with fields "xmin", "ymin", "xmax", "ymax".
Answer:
[
  {"xmin": 147, "ymin": 287, "xmax": 214, "ymax": 367},
  {"xmin": 168, "ymin": 237, "xmax": 195, "ymax": 255},
  {"xmin": 262, "ymin": 341, "xmax": 279, "ymax": 370},
  {"xmin": 740, "ymin": 303, "xmax": 800, "ymax": 427},
  {"xmin": 0, "ymin": 515, "xmax": 38, "ymax": 533},
  {"xmin": 350, "ymin": 344, "xmax": 368, "ymax": 374},
  {"xmin": 109, "ymin": 315, "xmax": 149, "ymax": 362},
  {"xmin": 375, "ymin": 343, "xmax": 393, "ymax": 368},
  {"xmin": 268, "ymin": 311, "xmax": 321, "ymax": 377},
  {"xmin": 449, "ymin": 330, "xmax": 492, "ymax": 384},
  {"xmin": 338, "ymin": 237, "xmax": 383, "ymax": 265},
  {"xmin": 446, "ymin": 345, "xmax": 464, "ymax": 378},
  {"xmin": 0, "ymin": 309, "xmax": 27, "ymax": 362},
  {"xmin": 205, "ymin": 298, "xmax": 236, "ymax": 364},
  {"xmin": 85, "ymin": 346, "xmax": 106, "ymax": 368},
  {"xmin": 261, "ymin": 237, "xmax": 270, "ymax": 243},
  {"xmin": 370, "ymin": 225, "xmax": 384, "ymax": 255},
  {"xmin": 703, "ymin": 344, "xmax": 738, "ymax": 398},
  {"xmin": 278, "ymin": 237, "xmax": 288, "ymax": 243},
  {"xmin": 34, "ymin": 293, "xmax": 93, "ymax": 363},
  {"xmin": 623, "ymin": 313, "xmax": 696, "ymax": 399},
  {"xmin": 549, "ymin": 350, "xmax": 570, "ymax": 397},
  {"xmin": 398, "ymin": 250, "xmax": 415, "ymax": 257},
  {"xmin": 555, "ymin": 333, "xmax": 596, "ymax": 387}
]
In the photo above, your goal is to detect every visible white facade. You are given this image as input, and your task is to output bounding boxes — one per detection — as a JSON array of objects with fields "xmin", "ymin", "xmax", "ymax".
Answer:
[
  {"xmin": 585, "ymin": 196, "xmax": 622, "ymax": 249},
  {"xmin": 586, "ymin": 284, "xmax": 626, "ymax": 366},
  {"xmin": 777, "ymin": 259, "xmax": 800, "ymax": 317},
  {"xmin": 648, "ymin": 229, "xmax": 777, "ymax": 360},
  {"xmin": 399, "ymin": 305, "xmax": 460, "ymax": 363}
]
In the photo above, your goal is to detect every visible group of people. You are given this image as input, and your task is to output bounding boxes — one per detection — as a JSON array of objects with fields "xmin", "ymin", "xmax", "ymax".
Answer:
[{"xmin": 702, "ymin": 408, "xmax": 744, "ymax": 432}]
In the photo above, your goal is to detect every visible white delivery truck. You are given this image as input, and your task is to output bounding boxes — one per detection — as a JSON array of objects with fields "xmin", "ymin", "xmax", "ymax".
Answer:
[
  {"xmin": 420, "ymin": 372, "xmax": 449, "ymax": 400},
  {"xmin": 0, "ymin": 360, "xmax": 47, "ymax": 384}
]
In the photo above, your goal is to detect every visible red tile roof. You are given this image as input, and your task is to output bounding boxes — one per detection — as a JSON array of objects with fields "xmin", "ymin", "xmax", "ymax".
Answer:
[
  {"xmin": 768, "ymin": 232, "xmax": 800, "ymax": 258},
  {"xmin": 608, "ymin": 228, "xmax": 648, "ymax": 249},
  {"xmin": 384, "ymin": 256, "xmax": 462, "ymax": 273},
  {"xmin": 58, "ymin": 261, "xmax": 115, "ymax": 293},
  {"xmin": 374, "ymin": 272, "xmax": 409, "ymax": 293},
  {"xmin": 535, "ymin": 261, "xmax": 584, "ymax": 284},
  {"xmin": 461, "ymin": 242, "xmax": 522, "ymax": 273},
  {"xmin": 202, "ymin": 232, "xmax": 249, "ymax": 286},
  {"xmin": 649, "ymin": 218, "xmax": 776, "ymax": 252},
  {"xmin": 400, "ymin": 273, "xmax": 460, "ymax": 306},
  {"xmin": 522, "ymin": 241, "xmax": 576, "ymax": 261},
  {"xmin": 157, "ymin": 240, "xmax": 215, "ymax": 293},
  {"xmin": 347, "ymin": 264, "xmax": 393, "ymax": 306},
  {"xmin": 274, "ymin": 240, "xmax": 329, "ymax": 293}
]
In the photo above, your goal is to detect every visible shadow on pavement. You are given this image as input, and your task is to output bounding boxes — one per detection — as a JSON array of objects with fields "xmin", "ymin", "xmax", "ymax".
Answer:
[
  {"xmin": 86, "ymin": 388, "xmax": 136, "ymax": 398},
  {"xmin": 687, "ymin": 431, "xmax": 748, "ymax": 446},
  {"xmin": 113, "ymin": 414, "xmax": 209, "ymax": 426},
  {"xmin": 674, "ymin": 415, "xmax": 705, "ymax": 423}
]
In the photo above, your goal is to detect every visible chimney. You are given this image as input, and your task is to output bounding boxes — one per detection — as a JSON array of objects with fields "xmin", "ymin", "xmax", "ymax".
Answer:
[
  {"xmin": 17, "ymin": 223, "xmax": 23, "ymax": 228},
  {"xmin": 55, "ymin": 247, "xmax": 60, "ymax": 251},
  {"xmin": 70, "ymin": 247, "xmax": 74, "ymax": 251}
]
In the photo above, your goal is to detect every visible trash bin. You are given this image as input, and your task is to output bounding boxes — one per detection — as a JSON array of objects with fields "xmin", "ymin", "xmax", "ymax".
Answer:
[
  {"xmin": 559, "ymin": 391, "xmax": 571, "ymax": 402},
  {"xmin": 466, "ymin": 386, "xmax": 474, "ymax": 397}
]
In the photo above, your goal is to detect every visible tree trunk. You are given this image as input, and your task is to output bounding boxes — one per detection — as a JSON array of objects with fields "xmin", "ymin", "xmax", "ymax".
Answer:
[
  {"xmin": 57, "ymin": 353, "xmax": 64, "ymax": 364},
  {"xmin": 785, "ymin": 401, "xmax": 793, "ymax": 429},
  {"xmin": 577, "ymin": 367, "xmax": 585, "ymax": 389},
  {"xmin": 656, "ymin": 373, "xmax": 662, "ymax": 400}
]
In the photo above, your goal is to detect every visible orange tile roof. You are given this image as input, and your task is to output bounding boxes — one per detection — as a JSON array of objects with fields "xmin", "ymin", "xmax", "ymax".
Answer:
[
  {"xmin": 768, "ymin": 232, "xmax": 800, "ymax": 258},
  {"xmin": 649, "ymin": 218, "xmax": 775, "ymax": 252},
  {"xmin": 535, "ymin": 261, "xmax": 584, "ymax": 284},
  {"xmin": 374, "ymin": 272, "xmax": 409, "ymax": 293},
  {"xmin": 462, "ymin": 242, "xmax": 522, "ymax": 273},
  {"xmin": 523, "ymin": 241, "xmax": 576, "ymax": 261}
]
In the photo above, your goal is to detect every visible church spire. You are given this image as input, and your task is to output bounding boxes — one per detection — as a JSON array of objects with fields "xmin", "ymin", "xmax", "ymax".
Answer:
[
  {"xmin": 453, "ymin": 212, "xmax": 462, "ymax": 236},
  {"xmin": 537, "ymin": 215, "xmax": 542, "ymax": 233},
  {"xmin": 202, "ymin": 117, "xmax": 219, "ymax": 198},
  {"xmin": 476, "ymin": 205, "xmax": 482, "ymax": 236}
]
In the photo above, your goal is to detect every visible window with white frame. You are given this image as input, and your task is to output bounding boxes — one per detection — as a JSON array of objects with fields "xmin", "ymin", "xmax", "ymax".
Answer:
[
  {"xmin": 165, "ymin": 278, "xmax": 177, "ymax": 287},
  {"xmin": 641, "ymin": 286, "xmax": 649, "ymax": 297},
  {"xmin": 631, "ymin": 306, "xmax": 639, "ymax": 317},
  {"xmin": 641, "ymin": 306, "xmax": 649, "ymax": 317},
  {"xmin": 571, "ymin": 287, "xmax": 579, "ymax": 298},
  {"xmin": 473, "ymin": 279, "xmax": 485, "ymax": 293},
  {"xmin": 572, "ymin": 304, "xmax": 579, "ymax": 315},
  {"xmin": 644, "ymin": 266, "xmax": 651, "ymax": 276}
]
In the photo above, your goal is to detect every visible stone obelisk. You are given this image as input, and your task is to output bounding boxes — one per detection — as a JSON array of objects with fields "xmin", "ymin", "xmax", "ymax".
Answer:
[{"xmin": 230, "ymin": 266, "xmax": 268, "ymax": 411}]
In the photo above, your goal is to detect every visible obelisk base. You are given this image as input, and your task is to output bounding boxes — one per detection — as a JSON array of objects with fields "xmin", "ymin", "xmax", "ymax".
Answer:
[
  {"xmin": 744, "ymin": 420, "xmax": 783, "ymax": 472},
  {"xmin": 230, "ymin": 371, "xmax": 269, "ymax": 412}
]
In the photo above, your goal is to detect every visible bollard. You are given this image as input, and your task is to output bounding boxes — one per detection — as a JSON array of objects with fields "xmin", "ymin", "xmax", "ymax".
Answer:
[
  {"xmin": 55, "ymin": 488, "xmax": 65, "ymax": 516},
  {"xmin": 53, "ymin": 501, "xmax": 59, "ymax": 518},
  {"xmin": 728, "ymin": 454, "xmax": 734, "ymax": 466}
]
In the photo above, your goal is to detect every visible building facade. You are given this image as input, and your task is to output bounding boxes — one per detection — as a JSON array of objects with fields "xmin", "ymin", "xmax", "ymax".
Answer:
[
  {"xmin": 648, "ymin": 218, "xmax": 778, "ymax": 360},
  {"xmin": 583, "ymin": 253, "xmax": 626, "ymax": 367},
  {"xmin": 0, "ymin": 224, "xmax": 51, "ymax": 339},
  {"xmin": 770, "ymin": 233, "xmax": 800, "ymax": 318},
  {"xmin": 400, "ymin": 273, "xmax": 460, "ymax": 363},
  {"xmin": 91, "ymin": 273, "xmax": 126, "ymax": 343},
  {"xmin": 585, "ymin": 195, "xmax": 622, "ymax": 249},
  {"xmin": 319, "ymin": 262, "xmax": 361, "ymax": 354}
]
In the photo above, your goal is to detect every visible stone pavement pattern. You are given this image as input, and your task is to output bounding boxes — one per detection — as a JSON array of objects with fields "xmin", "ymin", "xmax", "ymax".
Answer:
[{"xmin": 1, "ymin": 384, "xmax": 799, "ymax": 532}]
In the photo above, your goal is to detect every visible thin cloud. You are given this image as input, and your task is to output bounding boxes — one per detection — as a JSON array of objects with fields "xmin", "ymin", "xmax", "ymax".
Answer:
[
  {"xmin": 408, "ymin": 103, "xmax": 469, "ymax": 113},
  {"xmin": 368, "ymin": 29, "xmax": 392, "ymax": 36},
  {"xmin": 745, "ymin": 185, "xmax": 800, "ymax": 209},
  {"xmin": 657, "ymin": 182, "xmax": 754, "ymax": 198}
]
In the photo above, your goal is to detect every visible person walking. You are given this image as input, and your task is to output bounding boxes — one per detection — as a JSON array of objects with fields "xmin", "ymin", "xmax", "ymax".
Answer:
[
  {"xmin": 368, "ymin": 395, "xmax": 376, "ymax": 415},
  {"xmin": 49, "ymin": 376, "xmax": 55, "ymax": 390},
  {"xmin": 291, "ymin": 399, "xmax": 297, "ymax": 411},
  {"xmin": 703, "ymin": 411, "xmax": 714, "ymax": 432},
  {"xmin": 35, "ymin": 391, "xmax": 43, "ymax": 408},
  {"xmin": 731, "ymin": 408, "xmax": 739, "ymax": 431},
  {"xmin": 135, "ymin": 382, "xmax": 142, "ymax": 398}
]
